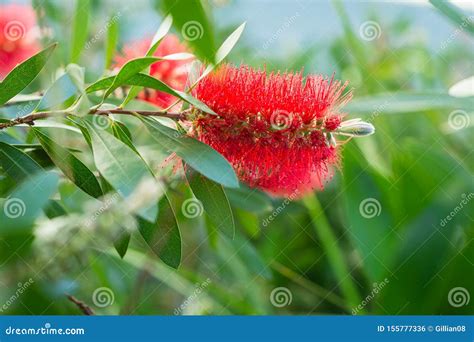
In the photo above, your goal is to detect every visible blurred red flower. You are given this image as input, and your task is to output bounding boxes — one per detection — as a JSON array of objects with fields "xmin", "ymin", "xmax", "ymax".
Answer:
[
  {"xmin": 0, "ymin": 4, "xmax": 40, "ymax": 79},
  {"xmin": 193, "ymin": 64, "xmax": 351, "ymax": 198},
  {"xmin": 114, "ymin": 34, "xmax": 192, "ymax": 109}
]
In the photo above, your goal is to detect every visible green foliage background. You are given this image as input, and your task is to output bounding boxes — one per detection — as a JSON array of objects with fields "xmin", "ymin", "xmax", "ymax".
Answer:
[{"xmin": 0, "ymin": 0, "xmax": 472, "ymax": 315}]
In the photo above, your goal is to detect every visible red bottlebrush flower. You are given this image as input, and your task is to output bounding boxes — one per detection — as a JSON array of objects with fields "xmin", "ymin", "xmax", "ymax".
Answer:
[
  {"xmin": 192, "ymin": 64, "xmax": 352, "ymax": 198},
  {"xmin": 114, "ymin": 34, "xmax": 192, "ymax": 109},
  {"xmin": 0, "ymin": 4, "xmax": 40, "ymax": 79}
]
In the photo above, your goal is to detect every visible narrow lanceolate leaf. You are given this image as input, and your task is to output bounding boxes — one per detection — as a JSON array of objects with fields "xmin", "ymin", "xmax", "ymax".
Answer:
[
  {"xmin": 200, "ymin": 22, "xmax": 246, "ymax": 81},
  {"xmin": 105, "ymin": 14, "xmax": 120, "ymax": 69},
  {"xmin": 111, "ymin": 121, "xmax": 138, "ymax": 153},
  {"xmin": 429, "ymin": 0, "xmax": 474, "ymax": 35},
  {"xmin": 0, "ymin": 44, "xmax": 57, "ymax": 106},
  {"xmin": 87, "ymin": 73, "xmax": 215, "ymax": 115},
  {"xmin": 163, "ymin": 0, "xmax": 216, "ymax": 63},
  {"xmin": 139, "ymin": 116, "xmax": 239, "ymax": 188},
  {"xmin": 345, "ymin": 93, "xmax": 474, "ymax": 115},
  {"xmin": 35, "ymin": 73, "xmax": 80, "ymax": 111},
  {"xmin": 121, "ymin": 15, "xmax": 173, "ymax": 107},
  {"xmin": 186, "ymin": 169, "xmax": 235, "ymax": 239},
  {"xmin": 70, "ymin": 0, "xmax": 91, "ymax": 63},
  {"xmin": 104, "ymin": 57, "xmax": 161, "ymax": 99},
  {"xmin": 0, "ymin": 171, "xmax": 59, "ymax": 233},
  {"xmin": 225, "ymin": 184, "xmax": 273, "ymax": 214},
  {"xmin": 83, "ymin": 119, "xmax": 158, "ymax": 222},
  {"xmin": 113, "ymin": 228, "xmax": 131, "ymax": 259},
  {"xmin": 33, "ymin": 128, "xmax": 103, "ymax": 198},
  {"xmin": 0, "ymin": 142, "xmax": 42, "ymax": 181},
  {"xmin": 138, "ymin": 196, "xmax": 182, "ymax": 268}
]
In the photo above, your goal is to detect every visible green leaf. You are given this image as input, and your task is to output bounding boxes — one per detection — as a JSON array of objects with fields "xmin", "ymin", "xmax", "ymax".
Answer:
[
  {"xmin": 345, "ymin": 93, "xmax": 474, "ymax": 115},
  {"xmin": 121, "ymin": 15, "xmax": 173, "ymax": 107},
  {"xmin": 105, "ymin": 14, "xmax": 120, "ymax": 69},
  {"xmin": 87, "ymin": 73, "xmax": 216, "ymax": 115},
  {"xmin": 429, "ymin": 0, "xmax": 474, "ymax": 35},
  {"xmin": 186, "ymin": 169, "xmax": 235, "ymax": 239},
  {"xmin": 104, "ymin": 57, "xmax": 161, "ymax": 99},
  {"xmin": 70, "ymin": 0, "xmax": 91, "ymax": 63},
  {"xmin": 83, "ymin": 119, "xmax": 159, "ymax": 222},
  {"xmin": 139, "ymin": 116, "xmax": 238, "ymax": 188},
  {"xmin": 33, "ymin": 128, "xmax": 103, "ymax": 198},
  {"xmin": 138, "ymin": 196, "xmax": 181, "ymax": 268},
  {"xmin": 111, "ymin": 120, "xmax": 138, "ymax": 153},
  {"xmin": 0, "ymin": 142, "xmax": 43, "ymax": 182},
  {"xmin": 113, "ymin": 228, "xmax": 131, "ymax": 259},
  {"xmin": 148, "ymin": 15, "xmax": 173, "ymax": 55},
  {"xmin": 0, "ymin": 44, "xmax": 57, "ymax": 106},
  {"xmin": 0, "ymin": 171, "xmax": 59, "ymax": 233},
  {"xmin": 342, "ymin": 145, "xmax": 397, "ymax": 282},
  {"xmin": 199, "ymin": 22, "xmax": 246, "ymax": 81},
  {"xmin": 35, "ymin": 73, "xmax": 79, "ymax": 111},
  {"xmin": 225, "ymin": 184, "xmax": 273, "ymax": 213},
  {"xmin": 163, "ymin": 0, "xmax": 216, "ymax": 63}
]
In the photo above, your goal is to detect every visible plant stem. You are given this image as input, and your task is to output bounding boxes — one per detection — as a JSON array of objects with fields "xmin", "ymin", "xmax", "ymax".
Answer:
[
  {"xmin": 0, "ymin": 108, "xmax": 189, "ymax": 130},
  {"xmin": 302, "ymin": 193, "xmax": 364, "ymax": 314}
]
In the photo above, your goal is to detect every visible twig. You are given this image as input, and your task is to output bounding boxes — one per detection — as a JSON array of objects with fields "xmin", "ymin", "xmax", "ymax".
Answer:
[
  {"xmin": 0, "ymin": 108, "xmax": 191, "ymax": 130},
  {"xmin": 66, "ymin": 294, "xmax": 95, "ymax": 315}
]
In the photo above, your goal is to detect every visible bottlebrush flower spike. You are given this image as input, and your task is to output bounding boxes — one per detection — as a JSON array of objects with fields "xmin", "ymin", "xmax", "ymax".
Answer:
[
  {"xmin": 0, "ymin": 4, "xmax": 40, "ymax": 79},
  {"xmin": 191, "ymin": 64, "xmax": 374, "ymax": 198},
  {"xmin": 114, "ymin": 34, "xmax": 192, "ymax": 109}
]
